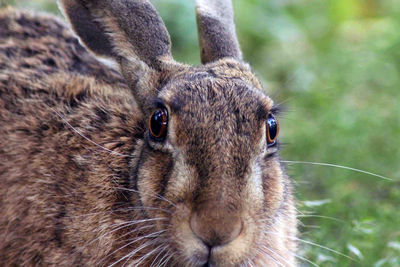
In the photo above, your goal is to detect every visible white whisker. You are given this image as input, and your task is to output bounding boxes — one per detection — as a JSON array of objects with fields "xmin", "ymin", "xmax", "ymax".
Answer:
[
  {"xmin": 247, "ymin": 258, "xmax": 255, "ymax": 267},
  {"xmin": 150, "ymin": 245, "xmax": 168, "ymax": 267},
  {"xmin": 255, "ymin": 247, "xmax": 283, "ymax": 267},
  {"xmin": 281, "ymin": 160, "xmax": 393, "ymax": 181},
  {"xmin": 81, "ymin": 218, "xmax": 167, "ymax": 259},
  {"xmin": 113, "ymin": 224, "xmax": 157, "ymax": 244},
  {"xmin": 159, "ymin": 251, "xmax": 176, "ymax": 267},
  {"xmin": 294, "ymin": 237, "xmax": 355, "ymax": 262},
  {"xmin": 63, "ymin": 205, "xmax": 171, "ymax": 220},
  {"xmin": 108, "ymin": 238, "xmax": 160, "ymax": 267},
  {"xmin": 100, "ymin": 229, "xmax": 166, "ymax": 266},
  {"xmin": 298, "ymin": 214, "xmax": 345, "ymax": 223},
  {"xmin": 133, "ymin": 243, "xmax": 165, "ymax": 266},
  {"xmin": 261, "ymin": 230, "xmax": 355, "ymax": 262},
  {"xmin": 292, "ymin": 252, "xmax": 319, "ymax": 267},
  {"xmin": 50, "ymin": 107, "xmax": 130, "ymax": 157},
  {"xmin": 155, "ymin": 248, "xmax": 172, "ymax": 267},
  {"xmin": 115, "ymin": 187, "xmax": 177, "ymax": 208},
  {"xmin": 260, "ymin": 244, "xmax": 292, "ymax": 266}
]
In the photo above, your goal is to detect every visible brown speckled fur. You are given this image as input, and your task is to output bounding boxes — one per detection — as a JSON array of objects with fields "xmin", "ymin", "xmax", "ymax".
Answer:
[{"xmin": 0, "ymin": 1, "xmax": 297, "ymax": 266}]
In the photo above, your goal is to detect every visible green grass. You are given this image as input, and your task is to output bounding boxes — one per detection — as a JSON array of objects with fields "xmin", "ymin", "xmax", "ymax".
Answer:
[{"xmin": 3, "ymin": 0, "xmax": 400, "ymax": 266}]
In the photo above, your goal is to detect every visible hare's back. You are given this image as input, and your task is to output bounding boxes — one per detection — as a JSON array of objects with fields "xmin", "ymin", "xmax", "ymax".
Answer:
[
  {"xmin": 0, "ymin": 7, "xmax": 127, "ymax": 104},
  {"xmin": 0, "ymin": 7, "xmax": 132, "ymax": 144},
  {"xmin": 0, "ymin": 8, "xmax": 138, "ymax": 190},
  {"xmin": 0, "ymin": 8, "xmax": 144, "ymax": 265}
]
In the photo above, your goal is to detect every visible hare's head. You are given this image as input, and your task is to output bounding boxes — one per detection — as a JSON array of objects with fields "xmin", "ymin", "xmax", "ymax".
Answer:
[{"xmin": 60, "ymin": 0, "xmax": 296, "ymax": 265}]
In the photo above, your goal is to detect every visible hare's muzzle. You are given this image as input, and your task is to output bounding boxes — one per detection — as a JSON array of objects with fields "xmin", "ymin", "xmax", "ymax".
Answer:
[
  {"xmin": 184, "ymin": 200, "xmax": 243, "ymax": 265},
  {"xmin": 190, "ymin": 203, "xmax": 243, "ymax": 248}
]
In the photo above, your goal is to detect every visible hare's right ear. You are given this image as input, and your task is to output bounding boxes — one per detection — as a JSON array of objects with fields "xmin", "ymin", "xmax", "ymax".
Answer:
[
  {"xmin": 58, "ymin": 0, "xmax": 176, "ymax": 109},
  {"xmin": 196, "ymin": 0, "xmax": 242, "ymax": 64}
]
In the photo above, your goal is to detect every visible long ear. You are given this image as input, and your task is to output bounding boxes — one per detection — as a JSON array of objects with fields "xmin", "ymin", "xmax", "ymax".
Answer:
[
  {"xmin": 195, "ymin": 0, "xmax": 242, "ymax": 64},
  {"xmin": 58, "ymin": 0, "xmax": 114, "ymax": 57},
  {"xmin": 58, "ymin": 0, "xmax": 175, "ymax": 108}
]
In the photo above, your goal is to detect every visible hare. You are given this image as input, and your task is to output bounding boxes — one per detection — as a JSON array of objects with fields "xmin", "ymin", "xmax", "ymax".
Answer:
[{"xmin": 0, "ymin": 0, "xmax": 297, "ymax": 266}]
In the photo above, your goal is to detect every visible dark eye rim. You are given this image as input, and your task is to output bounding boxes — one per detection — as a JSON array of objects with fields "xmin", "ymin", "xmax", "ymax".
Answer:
[
  {"xmin": 266, "ymin": 113, "xmax": 279, "ymax": 147},
  {"xmin": 148, "ymin": 107, "xmax": 168, "ymax": 141}
]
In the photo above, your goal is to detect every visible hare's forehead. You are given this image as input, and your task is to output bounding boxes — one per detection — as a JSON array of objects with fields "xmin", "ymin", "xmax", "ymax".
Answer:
[
  {"xmin": 158, "ymin": 78, "xmax": 274, "ymax": 119},
  {"xmin": 158, "ymin": 81, "xmax": 271, "ymax": 157}
]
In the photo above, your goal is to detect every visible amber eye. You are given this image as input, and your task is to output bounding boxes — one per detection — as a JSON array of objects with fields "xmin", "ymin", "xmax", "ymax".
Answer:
[
  {"xmin": 149, "ymin": 108, "xmax": 168, "ymax": 140},
  {"xmin": 266, "ymin": 114, "xmax": 279, "ymax": 146}
]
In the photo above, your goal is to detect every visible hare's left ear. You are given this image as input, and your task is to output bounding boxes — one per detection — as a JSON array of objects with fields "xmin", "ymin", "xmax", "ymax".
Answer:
[
  {"xmin": 58, "ymin": 0, "xmax": 178, "ymax": 110},
  {"xmin": 196, "ymin": 0, "xmax": 242, "ymax": 64}
]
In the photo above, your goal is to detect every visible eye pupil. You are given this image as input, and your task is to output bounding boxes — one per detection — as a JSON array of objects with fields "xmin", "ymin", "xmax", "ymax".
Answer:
[
  {"xmin": 149, "ymin": 108, "xmax": 168, "ymax": 139},
  {"xmin": 267, "ymin": 114, "xmax": 279, "ymax": 146}
]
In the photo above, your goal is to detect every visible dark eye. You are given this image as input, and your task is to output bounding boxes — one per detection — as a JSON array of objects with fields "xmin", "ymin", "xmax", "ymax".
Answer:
[
  {"xmin": 149, "ymin": 108, "xmax": 168, "ymax": 140},
  {"xmin": 266, "ymin": 114, "xmax": 279, "ymax": 146}
]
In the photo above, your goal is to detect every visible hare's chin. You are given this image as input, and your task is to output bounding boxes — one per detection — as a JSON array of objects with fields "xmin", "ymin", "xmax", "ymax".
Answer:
[
  {"xmin": 180, "ymin": 236, "xmax": 252, "ymax": 267},
  {"xmin": 173, "ymin": 221, "xmax": 257, "ymax": 266}
]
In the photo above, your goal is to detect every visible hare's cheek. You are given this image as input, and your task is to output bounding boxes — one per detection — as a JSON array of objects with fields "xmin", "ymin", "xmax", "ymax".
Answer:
[
  {"xmin": 260, "ymin": 158, "xmax": 285, "ymax": 214},
  {"xmin": 243, "ymin": 160, "xmax": 265, "ymax": 210},
  {"xmin": 135, "ymin": 149, "xmax": 174, "ymax": 217}
]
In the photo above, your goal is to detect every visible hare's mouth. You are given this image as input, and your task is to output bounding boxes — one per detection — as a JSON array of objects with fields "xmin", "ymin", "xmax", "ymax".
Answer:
[
  {"xmin": 166, "ymin": 202, "xmax": 297, "ymax": 267},
  {"xmin": 183, "ymin": 233, "xmax": 292, "ymax": 267},
  {"xmin": 167, "ymin": 203, "xmax": 259, "ymax": 267}
]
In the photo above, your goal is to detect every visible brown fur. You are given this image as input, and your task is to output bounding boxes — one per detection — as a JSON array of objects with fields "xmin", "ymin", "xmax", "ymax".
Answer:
[
  {"xmin": 196, "ymin": 0, "xmax": 242, "ymax": 63},
  {"xmin": 0, "ymin": 1, "xmax": 297, "ymax": 266}
]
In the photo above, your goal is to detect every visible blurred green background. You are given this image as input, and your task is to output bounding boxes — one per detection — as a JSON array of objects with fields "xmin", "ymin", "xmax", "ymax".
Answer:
[{"xmin": 2, "ymin": 0, "xmax": 400, "ymax": 266}]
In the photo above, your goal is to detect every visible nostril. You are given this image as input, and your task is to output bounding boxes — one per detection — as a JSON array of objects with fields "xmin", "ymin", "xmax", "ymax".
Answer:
[{"xmin": 190, "ymin": 211, "xmax": 243, "ymax": 247}]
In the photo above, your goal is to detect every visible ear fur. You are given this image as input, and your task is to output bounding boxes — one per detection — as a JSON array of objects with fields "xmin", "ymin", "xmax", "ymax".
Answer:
[
  {"xmin": 58, "ymin": 0, "xmax": 178, "ymax": 110},
  {"xmin": 58, "ymin": 0, "xmax": 114, "ymax": 58},
  {"xmin": 196, "ymin": 0, "xmax": 242, "ymax": 64},
  {"xmin": 59, "ymin": 0, "xmax": 173, "ymax": 69}
]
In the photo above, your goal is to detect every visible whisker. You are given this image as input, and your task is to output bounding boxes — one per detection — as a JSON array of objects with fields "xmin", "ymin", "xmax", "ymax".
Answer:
[
  {"xmin": 281, "ymin": 160, "xmax": 393, "ymax": 181},
  {"xmin": 113, "ymin": 224, "xmax": 158, "ymax": 244},
  {"xmin": 49, "ymin": 107, "xmax": 131, "ymax": 158},
  {"xmin": 247, "ymin": 259, "xmax": 255, "ymax": 267},
  {"xmin": 107, "ymin": 236, "xmax": 162, "ymax": 267},
  {"xmin": 79, "ymin": 218, "xmax": 167, "ymax": 257},
  {"xmin": 133, "ymin": 243, "xmax": 165, "ymax": 266},
  {"xmin": 294, "ymin": 207, "xmax": 306, "ymax": 216},
  {"xmin": 121, "ymin": 223, "xmax": 168, "ymax": 244},
  {"xmin": 59, "ymin": 205, "xmax": 172, "ymax": 220},
  {"xmin": 298, "ymin": 214, "xmax": 346, "ymax": 223},
  {"xmin": 95, "ymin": 185, "xmax": 177, "ymax": 211},
  {"xmin": 109, "ymin": 217, "xmax": 167, "ymax": 231},
  {"xmin": 261, "ymin": 230, "xmax": 355, "ymax": 262},
  {"xmin": 150, "ymin": 245, "xmax": 168, "ymax": 267},
  {"xmin": 294, "ymin": 237, "xmax": 355, "ymax": 262},
  {"xmin": 155, "ymin": 248, "xmax": 173, "ymax": 267},
  {"xmin": 255, "ymin": 247, "xmax": 283, "ymax": 267},
  {"xmin": 257, "ymin": 217, "xmax": 274, "ymax": 223},
  {"xmin": 98, "ymin": 229, "xmax": 166, "ymax": 266},
  {"xmin": 259, "ymin": 244, "xmax": 292, "ymax": 267},
  {"xmin": 115, "ymin": 187, "xmax": 177, "ymax": 208},
  {"xmin": 291, "ymin": 252, "xmax": 319, "ymax": 267},
  {"xmin": 159, "ymin": 251, "xmax": 176, "ymax": 267},
  {"xmin": 112, "ymin": 204, "xmax": 173, "ymax": 216}
]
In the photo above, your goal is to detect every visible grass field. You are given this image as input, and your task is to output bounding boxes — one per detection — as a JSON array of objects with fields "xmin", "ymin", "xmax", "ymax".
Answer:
[{"xmin": 2, "ymin": 0, "xmax": 400, "ymax": 266}]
